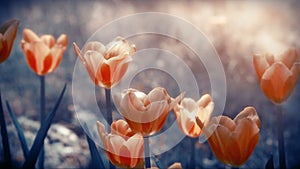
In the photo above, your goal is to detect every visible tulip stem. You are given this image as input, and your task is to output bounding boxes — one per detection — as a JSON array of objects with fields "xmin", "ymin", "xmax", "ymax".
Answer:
[
  {"xmin": 277, "ymin": 106, "xmax": 286, "ymax": 169},
  {"xmin": 144, "ymin": 137, "xmax": 151, "ymax": 168},
  {"xmin": 38, "ymin": 76, "xmax": 45, "ymax": 169},
  {"xmin": 0, "ymin": 90, "xmax": 11, "ymax": 167},
  {"xmin": 190, "ymin": 137, "xmax": 197, "ymax": 169},
  {"xmin": 104, "ymin": 88, "xmax": 115, "ymax": 169},
  {"xmin": 105, "ymin": 88, "xmax": 112, "ymax": 126}
]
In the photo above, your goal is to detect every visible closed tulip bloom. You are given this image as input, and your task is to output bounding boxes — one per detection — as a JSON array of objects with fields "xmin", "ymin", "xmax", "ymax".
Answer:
[
  {"xmin": 97, "ymin": 120, "xmax": 144, "ymax": 168},
  {"xmin": 0, "ymin": 19, "xmax": 19, "ymax": 63},
  {"xmin": 21, "ymin": 28, "xmax": 68, "ymax": 75},
  {"xmin": 197, "ymin": 106, "xmax": 261, "ymax": 167},
  {"xmin": 73, "ymin": 37, "xmax": 136, "ymax": 89},
  {"xmin": 174, "ymin": 94, "xmax": 214, "ymax": 138},
  {"xmin": 253, "ymin": 48, "xmax": 300, "ymax": 104},
  {"xmin": 114, "ymin": 87, "xmax": 184, "ymax": 136}
]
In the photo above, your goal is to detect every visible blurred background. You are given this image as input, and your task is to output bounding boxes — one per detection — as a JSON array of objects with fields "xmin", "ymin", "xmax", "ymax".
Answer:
[{"xmin": 1, "ymin": 0, "xmax": 300, "ymax": 168}]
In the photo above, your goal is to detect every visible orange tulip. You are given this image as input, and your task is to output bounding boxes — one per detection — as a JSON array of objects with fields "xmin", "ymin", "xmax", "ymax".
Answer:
[
  {"xmin": 253, "ymin": 48, "xmax": 300, "ymax": 104},
  {"xmin": 0, "ymin": 19, "xmax": 19, "ymax": 63},
  {"xmin": 97, "ymin": 119, "xmax": 144, "ymax": 168},
  {"xmin": 196, "ymin": 106, "xmax": 261, "ymax": 167},
  {"xmin": 21, "ymin": 28, "xmax": 68, "ymax": 75},
  {"xmin": 114, "ymin": 87, "xmax": 184, "ymax": 136},
  {"xmin": 73, "ymin": 37, "xmax": 136, "ymax": 89},
  {"xmin": 174, "ymin": 94, "xmax": 214, "ymax": 138}
]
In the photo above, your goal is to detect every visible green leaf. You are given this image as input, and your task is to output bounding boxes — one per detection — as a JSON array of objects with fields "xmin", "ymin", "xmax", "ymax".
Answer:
[
  {"xmin": 6, "ymin": 101, "xmax": 29, "ymax": 158},
  {"xmin": 265, "ymin": 154, "xmax": 274, "ymax": 169},
  {"xmin": 22, "ymin": 83, "xmax": 67, "ymax": 169},
  {"xmin": 84, "ymin": 123, "xmax": 106, "ymax": 169},
  {"xmin": 0, "ymin": 90, "xmax": 11, "ymax": 167}
]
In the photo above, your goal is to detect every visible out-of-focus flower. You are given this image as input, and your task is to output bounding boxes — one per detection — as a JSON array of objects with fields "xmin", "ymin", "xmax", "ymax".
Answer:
[
  {"xmin": 97, "ymin": 120, "xmax": 144, "ymax": 168},
  {"xmin": 253, "ymin": 48, "xmax": 300, "ymax": 104},
  {"xmin": 197, "ymin": 106, "xmax": 261, "ymax": 167},
  {"xmin": 114, "ymin": 87, "xmax": 184, "ymax": 136},
  {"xmin": 0, "ymin": 19, "xmax": 19, "ymax": 63},
  {"xmin": 151, "ymin": 162, "xmax": 182, "ymax": 169},
  {"xmin": 174, "ymin": 94, "xmax": 214, "ymax": 138},
  {"xmin": 73, "ymin": 37, "xmax": 136, "ymax": 89},
  {"xmin": 21, "ymin": 28, "xmax": 68, "ymax": 75}
]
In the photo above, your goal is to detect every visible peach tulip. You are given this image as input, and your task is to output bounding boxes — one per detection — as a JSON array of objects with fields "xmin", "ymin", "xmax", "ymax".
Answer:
[
  {"xmin": 73, "ymin": 37, "xmax": 136, "ymax": 89},
  {"xmin": 0, "ymin": 19, "xmax": 19, "ymax": 63},
  {"xmin": 114, "ymin": 87, "xmax": 184, "ymax": 136},
  {"xmin": 253, "ymin": 48, "xmax": 300, "ymax": 104},
  {"xmin": 97, "ymin": 119, "xmax": 144, "ymax": 168},
  {"xmin": 174, "ymin": 94, "xmax": 214, "ymax": 138},
  {"xmin": 196, "ymin": 106, "xmax": 261, "ymax": 167},
  {"xmin": 21, "ymin": 28, "xmax": 68, "ymax": 75}
]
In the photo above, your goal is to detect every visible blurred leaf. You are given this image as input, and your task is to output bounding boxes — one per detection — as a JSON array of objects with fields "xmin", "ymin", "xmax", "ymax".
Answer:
[
  {"xmin": 84, "ymin": 123, "xmax": 106, "ymax": 169},
  {"xmin": 0, "ymin": 90, "xmax": 11, "ymax": 167},
  {"xmin": 22, "ymin": 83, "xmax": 67, "ymax": 169},
  {"xmin": 152, "ymin": 155, "xmax": 163, "ymax": 169},
  {"xmin": 6, "ymin": 101, "xmax": 29, "ymax": 158},
  {"xmin": 265, "ymin": 154, "xmax": 274, "ymax": 169}
]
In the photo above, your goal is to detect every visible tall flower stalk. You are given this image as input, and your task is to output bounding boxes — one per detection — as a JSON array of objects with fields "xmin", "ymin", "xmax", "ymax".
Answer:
[
  {"xmin": 253, "ymin": 48, "xmax": 300, "ymax": 169},
  {"xmin": 174, "ymin": 94, "xmax": 214, "ymax": 168},
  {"xmin": 73, "ymin": 37, "xmax": 136, "ymax": 169},
  {"xmin": 21, "ymin": 28, "xmax": 68, "ymax": 168}
]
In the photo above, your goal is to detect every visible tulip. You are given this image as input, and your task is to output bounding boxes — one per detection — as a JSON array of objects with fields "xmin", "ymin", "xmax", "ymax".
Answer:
[
  {"xmin": 174, "ymin": 94, "xmax": 214, "ymax": 138},
  {"xmin": 97, "ymin": 120, "xmax": 144, "ymax": 168},
  {"xmin": 73, "ymin": 37, "xmax": 136, "ymax": 89},
  {"xmin": 0, "ymin": 19, "xmax": 19, "ymax": 63},
  {"xmin": 253, "ymin": 48, "xmax": 300, "ymax": 104},
  {"xmin": 114, "ymin": 87, "xmax": 184, "ymax": 136},
  {"xmin": 197, "ymin": 106, "xmax": 261, "ymax": 167},
  {"xmin": 21, "ymin": 28, "xmax": 68, "ymax": 75}
]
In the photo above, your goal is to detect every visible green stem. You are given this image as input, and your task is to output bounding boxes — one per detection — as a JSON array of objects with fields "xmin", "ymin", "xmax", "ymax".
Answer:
[
  {"xmin": 277, "ymin": 106, "xmax": 286, "ymax": 169},
  {"xmin": 0, "ymin": 90, "xmax": 11, "ymax": 167},
  {"xmin": 104, "ymin": 88, "xmax": 115, "ymax": 169},
  {"xmin": 144, "ymin": 137, "xmax": 151, "ymax": 168},
  {"xmin": 38, "ymin": 76, "xmax": 45, "ymax": 169},
  {"xmin": 190, "ymin": 137, "xmax": 196, "ymax": 169},
  {"xmin": 105, "ymin": 88, "xmax": 112, "ymax": 126}
]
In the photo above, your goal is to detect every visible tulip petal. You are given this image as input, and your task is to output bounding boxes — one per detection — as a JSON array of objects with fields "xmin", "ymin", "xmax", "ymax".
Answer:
[
  {"xmin": 261, "ymin": 62, "xmax": 292, "ymax": 104},
  {"xmin": 23, "ymin": 28, "xmax": 40, "ymax": 43},
  {"xmin": 123, "ymin": 134, "xmax": 143, "ymax": 158},
  {"xmin": 253, "ymin": 54, "xmax": 270, "ymax": 82},
  {"xmin": 111, "ymin": 119, "xmax": 134, "ymax": 138},
  {"xmin": 85, "ymin": 41, "xmax": 106, "ymax": 56},
  {"xmin": 24, "ymin": 49, "xmax": 38, "ymax": 74},
  {"xmin": 233, "ymin": 118, "xmax": 260, "ymax": 165},
  {"xmin": 234, "ymin": 106, "xmax": 261, "ymax": 129},
  {"xmin": 180, "ymin": 98, "xmax": 197, "ymax": 113},
  {"xmin": 41, "ymin": 35, "xmax": 55, "ymax": 48},
  {"xmin": 57, "ymin": 34, "xmax": 68, "ymax": 47},
  {"xmin": 277, "ymin": 48, "xmax": 299, "ymax": 69},
  {"xmin": 3, "ymin": 20, "xmax": 18, "ymax": 52}
]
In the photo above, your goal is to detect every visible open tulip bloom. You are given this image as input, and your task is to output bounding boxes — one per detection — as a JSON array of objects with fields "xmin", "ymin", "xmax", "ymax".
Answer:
[
  {"xmin": 97, "ymin": 120, "xmax": 144, "ymax": 168},
  {"xmin": 73, "ymin": 37, "xmax": 136, "ymax": 89},
  {"xmin": 253, "ymin": 48, "xmax": 300, "ymax": 104},
  {"xmin": 0, "ymin": 19, "xmax": 19, "ymax": 63},
  {"xmin": 20, "ymin": 28, "xmax": 68, "ymax": 168},
  {"xmin": 174, "ymin": 94, "xmax": 214, "ymax": 138},
  {"xmin": 114, "ymin": 87, "xmax": 185, "ymax": 136},
  {"xmin": 197, "ymin": 106, "xmax": 261, "ymax": 167},
  {"xmin": 21, "ymin": 28, "xmax": 68, "ymax": 76}
]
